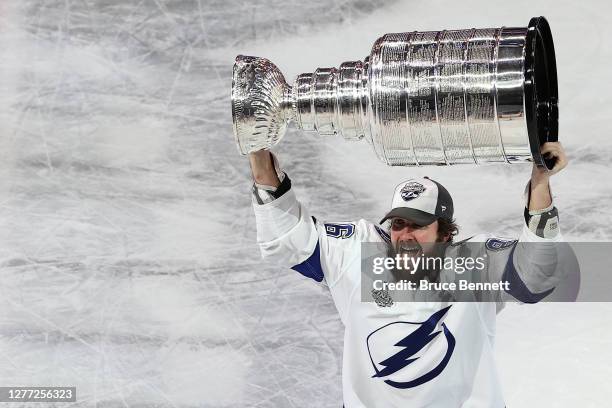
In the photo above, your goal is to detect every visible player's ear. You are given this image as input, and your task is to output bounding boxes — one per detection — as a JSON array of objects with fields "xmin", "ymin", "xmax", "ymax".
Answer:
[
  {"xmin": 436, "ymin": 224, "xmax": 451, "ymax": 243},
  {"xmin": 440, "ymin": 233, "xmax": 451, "ymax": 243},
  {"xmin": 436, "ymin": 218, "xmax": 457, "ymax": 243}
]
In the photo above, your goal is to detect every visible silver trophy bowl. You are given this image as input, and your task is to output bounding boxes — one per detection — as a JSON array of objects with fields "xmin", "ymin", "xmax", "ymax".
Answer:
[{"xmin": 231, "ymin": 17, "xmax": 558, "ymax": 168}]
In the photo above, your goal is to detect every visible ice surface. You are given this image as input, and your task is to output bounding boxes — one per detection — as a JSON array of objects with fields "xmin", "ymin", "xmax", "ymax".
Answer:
[{"xmin": 1, "ymin": 0, "xmax": 611, "ymax": 406}]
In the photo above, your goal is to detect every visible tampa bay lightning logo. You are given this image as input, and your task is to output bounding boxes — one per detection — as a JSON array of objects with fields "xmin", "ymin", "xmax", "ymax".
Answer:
[
  {"xmin": 366, "ymin": 306, "xmax": 455, "ymax": 389},
  {"xmin": 400, "ymin": 182, "xmax": 426, "ymax": 201}
]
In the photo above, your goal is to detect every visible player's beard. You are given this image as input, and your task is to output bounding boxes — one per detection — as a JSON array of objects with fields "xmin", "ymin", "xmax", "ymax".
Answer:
[{"xmin": 387, "ymin": 239, "xmax": 448, "ymax": 284}]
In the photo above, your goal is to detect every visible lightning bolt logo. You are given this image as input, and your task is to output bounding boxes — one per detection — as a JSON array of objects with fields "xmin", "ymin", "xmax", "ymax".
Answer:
[{"xmin": 366, "ymin": 305, "xmax": 456, "ymax": 389}]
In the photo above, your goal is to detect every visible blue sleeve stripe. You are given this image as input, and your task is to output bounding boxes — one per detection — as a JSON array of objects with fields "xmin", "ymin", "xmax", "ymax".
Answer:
[
  {"xmin": 291, "ymin": 242, "xmax": 324, "ymax": 282},
  {"xmin": 502, "ymin": 245, "xmax": 555, "ymax": 303},
  {"xmin": 375, "ymin": 225, "xmax": 391, "ymax": 244}
]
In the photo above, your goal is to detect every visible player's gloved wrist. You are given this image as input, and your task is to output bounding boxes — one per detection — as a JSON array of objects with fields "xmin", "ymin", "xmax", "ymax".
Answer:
[
  {"xmin": 253, "ymin": 172, "xmax": 291, "ymax": 204},
  {"xmin": 522, "ymin": 181, "xmax": 559, "ymax": 238},
  {"xmin": 523, "ymin": 205, "xmax": 559, "ymax": 239},
  {"xmin": 527, "ymin": 202, "xmax": 554, "ymax": 215}
]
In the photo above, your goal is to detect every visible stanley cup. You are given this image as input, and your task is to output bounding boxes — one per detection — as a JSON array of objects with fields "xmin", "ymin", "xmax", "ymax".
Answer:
[{"xmin": 231, "ymin": 17, "xmax": 558, "ymax": 168}]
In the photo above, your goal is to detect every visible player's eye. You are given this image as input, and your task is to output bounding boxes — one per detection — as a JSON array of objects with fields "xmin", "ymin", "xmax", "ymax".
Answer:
[
  {"xmin": 392, "ymin": 219, "xmax": 418, "ymax": 230},
  {"xmin": 392, "ymin": 219, "xmax": 425, "ymax": 231},
  {"xmin": 391, "ymin": 219, "xmax": 405, "ymax": 230}
]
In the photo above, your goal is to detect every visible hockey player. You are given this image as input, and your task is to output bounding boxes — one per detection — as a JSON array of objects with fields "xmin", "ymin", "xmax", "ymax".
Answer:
[{"xmin": 248, "ymin": 142, "xmax": 568, "ymax": 407}]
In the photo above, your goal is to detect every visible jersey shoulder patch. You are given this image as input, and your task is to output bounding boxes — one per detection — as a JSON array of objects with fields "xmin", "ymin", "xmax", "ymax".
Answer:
[
  {"xmin": 485, "ymin": 237, "xmax": 517, "ymax": 251},
  {"xmin": 324, "ymin": 222, "xmax": 355, "ymax": 239}
]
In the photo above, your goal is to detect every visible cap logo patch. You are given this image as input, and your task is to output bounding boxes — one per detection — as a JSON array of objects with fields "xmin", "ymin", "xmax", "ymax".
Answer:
[{"xmin": 400, "ymin": 182, "xmax": 426, "ymax": 202}]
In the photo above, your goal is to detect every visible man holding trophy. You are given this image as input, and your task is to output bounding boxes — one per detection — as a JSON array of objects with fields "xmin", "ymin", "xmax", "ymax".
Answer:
[{"xmin": 234, "ymin": 17, "xmax": 570, "ymax": 408}]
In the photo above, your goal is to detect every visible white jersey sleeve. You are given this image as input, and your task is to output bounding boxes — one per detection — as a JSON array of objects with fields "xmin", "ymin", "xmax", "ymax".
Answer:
[
  {"xmin": 455, "ymin": 214, "xmax": 569, "ymax": 307},
  {"xmin": 487, "ymin": 224, "xmax": 568, "ymax": 304},
  {"xmin": 252, "ymin": 186, "xmax": 362, "ymax": 287},
  {"xmin": 443, "ymin": 179, "xmax": 572, "ymax": 306},
  {"xmin": 488, "ymin": 179, "xmax": 569, "ymax": 303}
]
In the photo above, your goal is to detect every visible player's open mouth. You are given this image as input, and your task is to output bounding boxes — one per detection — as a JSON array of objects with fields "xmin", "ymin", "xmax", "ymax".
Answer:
[{"xmin": 397, "ymin": 241, "xmax": 421, "ymax": 257}]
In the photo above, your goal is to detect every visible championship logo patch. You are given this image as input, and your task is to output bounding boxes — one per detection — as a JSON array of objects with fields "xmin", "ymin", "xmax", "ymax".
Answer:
[
  {"xmin": 485, "ymin": 238, "xmax": 517, "ymax": 251},
  {"xmin": 400, "ymin": 182, "xmax": 426, "ymax": 201},
  {"xmin": 324, "ymin": 223, "xmax": 355, "ymax": 239}
]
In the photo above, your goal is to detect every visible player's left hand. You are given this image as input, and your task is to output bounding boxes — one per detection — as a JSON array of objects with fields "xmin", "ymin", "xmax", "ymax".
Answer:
[{"xmin": 532, "ymin": 141, "xmax": 568, "ymax": 182}]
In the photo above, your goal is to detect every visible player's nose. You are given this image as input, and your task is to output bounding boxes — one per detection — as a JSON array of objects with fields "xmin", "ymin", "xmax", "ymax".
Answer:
[{"xmin": 397, "ymin": 229, "xmax": 417, "ymax": 241}]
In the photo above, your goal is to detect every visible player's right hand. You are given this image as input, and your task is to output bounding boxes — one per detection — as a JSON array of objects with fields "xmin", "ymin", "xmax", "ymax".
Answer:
[{"xmin": 248, "ymin": 150, "xmax": 281, "ymax": 187}]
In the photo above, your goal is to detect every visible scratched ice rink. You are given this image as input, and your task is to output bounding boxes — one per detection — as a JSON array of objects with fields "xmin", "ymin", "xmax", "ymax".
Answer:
[{"xmin": 1, "ymin": 0, "xmax": 611, "ymax": 406}]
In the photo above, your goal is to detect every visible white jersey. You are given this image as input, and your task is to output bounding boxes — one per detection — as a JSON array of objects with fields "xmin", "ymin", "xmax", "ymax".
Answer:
[{"xmin": 253, "ymin": 186, "xmax": 565, "ymax": 408}]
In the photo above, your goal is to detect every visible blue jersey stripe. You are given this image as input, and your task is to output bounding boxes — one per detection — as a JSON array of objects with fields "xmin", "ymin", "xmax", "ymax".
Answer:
[
  {"xmin": 502, "ymin": 245, "xmax": 555, "ymax": 303},
  {"xmin": 375, "ymin": 225, "xmax": 391, "ymax": 244},
  {"xmin": 291, "ymin": 241, "xmax": 324, "ymax": 282}
]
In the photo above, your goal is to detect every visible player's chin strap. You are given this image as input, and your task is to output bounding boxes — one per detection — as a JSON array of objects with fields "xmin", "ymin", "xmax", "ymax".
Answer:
[
  {"xmin": 252, "ymin": 151, "xmax": 291, "ymax": 205},
  {"xmin": 523, "ymin": 181, "xmax": 560, "ymax": 239}
]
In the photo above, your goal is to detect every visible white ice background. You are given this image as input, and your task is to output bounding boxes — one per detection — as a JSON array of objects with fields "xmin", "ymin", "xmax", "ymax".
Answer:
[{"xmin": 1, "ymin": 0, "xmax": 611, "ymax": 406}]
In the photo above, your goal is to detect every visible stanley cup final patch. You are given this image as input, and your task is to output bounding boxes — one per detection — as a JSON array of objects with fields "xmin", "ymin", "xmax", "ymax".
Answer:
[
  {"xmin": 372, "ymin": 287, "xmax": 394, "ymax": 307},
  {"xmin": 400, "ymin": 182, "xmax": 426, "ymax": 201}
]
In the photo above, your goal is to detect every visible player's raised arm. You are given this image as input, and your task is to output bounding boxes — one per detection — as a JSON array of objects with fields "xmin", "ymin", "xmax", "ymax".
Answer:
[
  {"xmin": 247, "ymin": 150, "xmax": 312, "ymax": 269},
  {"xmin": 524, "ymin": 141, "xmax": 568, "ymax": 239},
  {"xmin": 527, "ymin": 141, "xmax": 568, "ymax": 212},
  {"xmin": 497, "ymin": 141, "xmax": 570, "ymax": 303},
  {"xmin": 465, "ymin": 142, "xmax": 572, "ymax": 305},
  {"xmin": 247, "ymin": 150, "xmax": 358, "ymax": 287},
  {"xmin": 248, "ymin": 150, "xmax": 283, "ymax": 204}
]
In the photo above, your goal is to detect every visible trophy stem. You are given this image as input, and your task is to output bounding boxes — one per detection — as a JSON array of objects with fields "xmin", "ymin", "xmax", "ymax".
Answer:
[{"xmin": 292, "ymin": 61, "xmax": 370, "ymax": 141}]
